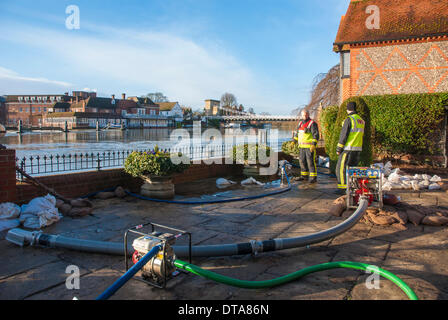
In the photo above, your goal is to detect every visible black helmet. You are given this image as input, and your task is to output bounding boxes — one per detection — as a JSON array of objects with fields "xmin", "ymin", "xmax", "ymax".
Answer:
[{"xmin": 347, "ymin": 102, "xmax": 356, "ymax": 112}]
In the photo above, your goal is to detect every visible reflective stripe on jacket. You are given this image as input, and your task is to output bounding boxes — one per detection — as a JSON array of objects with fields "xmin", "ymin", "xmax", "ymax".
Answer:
[
  {"xmin": 297, "ymin": 119, "xmax": 316, "ymax": 148},
  {"xmin": 344, "ymin": 114, "xmax": 364, "ymax": 151}
]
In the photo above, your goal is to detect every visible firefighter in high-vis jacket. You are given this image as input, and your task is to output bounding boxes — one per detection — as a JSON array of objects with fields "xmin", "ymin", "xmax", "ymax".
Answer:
[
  {"xmin": 336, "ymin": 101, "xmax": 365, "ymax": 191},
  {"xmin": 294, "ymin": 110, "xmax": 320, "ymax": 183}
]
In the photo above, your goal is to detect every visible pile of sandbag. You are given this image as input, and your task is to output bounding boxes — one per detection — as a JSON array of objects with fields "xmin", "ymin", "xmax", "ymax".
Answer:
[
  {"xmin": 373, "ymin": 161, "xmax": 444, "ymax": 191},
  {"xmin": 328, "ymin": 195, "xmax": 448, "ymax": 229},
  {"xmin": 20, "ymin": 194, "xmax": 62, "ymax": 229},
  {"xmin": 361, "ymin": 204, "xmax": 448, "ymax": 228},
  {"xmin": 0, "ymin": 194, "xmax": 64, "ymax": 237},
  {"xmin": 56, "ymin": 198, "xmax": 93, "ymax": 217},
  {"xmin": 57, "ymin": 186, "xmax": 127, "ymax": 216},
  {"xmin": 382, "ymin": 168, "xmax": 442, "ymax": 191},
  {"xmin": 91, "ymin": 186, "xmax": 127, "ymax": 200}
]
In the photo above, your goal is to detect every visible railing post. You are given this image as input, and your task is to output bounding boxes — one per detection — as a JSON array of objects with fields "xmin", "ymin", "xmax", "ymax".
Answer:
[{"xmin": 97, "ymin": 153, "xmax": 101, "ymax": 171}]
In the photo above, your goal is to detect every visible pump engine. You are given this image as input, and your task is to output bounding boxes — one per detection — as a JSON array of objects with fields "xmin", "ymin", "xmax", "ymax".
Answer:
[{"xmin": 346, "ymin": 167, "xmax": 383, "ymax": 209}]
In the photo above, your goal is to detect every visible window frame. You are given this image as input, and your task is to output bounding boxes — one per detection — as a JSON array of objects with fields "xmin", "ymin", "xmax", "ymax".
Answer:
[{"xmin": 341, "ymin": 51, "xmax": 351, "ymax": 79}]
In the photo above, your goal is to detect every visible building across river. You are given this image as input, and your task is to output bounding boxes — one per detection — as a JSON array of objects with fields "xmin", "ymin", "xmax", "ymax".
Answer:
[{"xmin": 0, "ymin": 91, "xmax": 184, "ymax": 129}]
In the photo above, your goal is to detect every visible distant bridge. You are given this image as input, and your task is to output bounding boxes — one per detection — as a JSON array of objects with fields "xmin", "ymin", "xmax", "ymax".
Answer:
[{"xmin": 205, "ymin": 115, "xmax": 299, "ymax": 122}]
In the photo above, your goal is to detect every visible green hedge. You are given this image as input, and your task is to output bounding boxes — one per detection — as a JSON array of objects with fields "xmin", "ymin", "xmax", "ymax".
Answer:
[
  {"xmin": 363, "ymin": 93, "xmax": 447, "ymax": 155},
  {"xmin": 319, "ymin": 105, "xmax": 339, "ymax": 157},
  {"xmin": 322, "ymin": 93, "xmax": 447, "ymax": 173}
]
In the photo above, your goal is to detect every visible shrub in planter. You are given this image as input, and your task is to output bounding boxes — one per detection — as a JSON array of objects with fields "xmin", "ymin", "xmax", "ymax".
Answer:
[
  {"xmin": 124, "ymin": 146, "xmax": 189, "ymax": 199},
  {"xmin": 281, "ymin": 140, "xmax": 300, "ymax": 158}
]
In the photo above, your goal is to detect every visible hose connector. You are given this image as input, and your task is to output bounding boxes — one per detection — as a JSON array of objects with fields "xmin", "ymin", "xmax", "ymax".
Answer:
[
  {"xmin": 6, "ymin": 228, "xmax": 41, "ymax": 247},
  {"xmin": 250, "ymin": 240, "xmax": 263, "ymax": 256}
]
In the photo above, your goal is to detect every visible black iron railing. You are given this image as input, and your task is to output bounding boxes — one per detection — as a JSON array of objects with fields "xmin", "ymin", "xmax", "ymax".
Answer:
[{"xmin": 15, "ymin": 139, "xmax": 291, "ymax": 179}]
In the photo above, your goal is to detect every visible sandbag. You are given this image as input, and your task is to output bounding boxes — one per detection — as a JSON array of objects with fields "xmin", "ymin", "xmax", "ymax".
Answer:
[
  {"xmin": 393, "ymin": 211, "xmax": 408, "ymax": 225},
  {"xmin": 20, "ymin": 194, "xmax": 61, "ymax": 229},
  {"xmin": 0, "ymin": 219, "xmax": 20, "ymax": 239},
  {"xmin": 241, "ymin": 177, "xmax": 264, "ymax": 186},
  {"xmin": 55, "ymin": 199, "xmax": 65, "ymax": 209},
  {"xmin": 411, "ymin": 180, "xmax": 420, "ymax": 191},
  {"xmin": 67, "ymin": 207, "xmax": 93, "ymax": 218},
  {"xmin": 428, "ymin": 183, "xmax": 441, "ymax": 190},
  {"xmin": 421, "ymin": 215, "xmax": 448, "ymax": 226},
  {"xmin": 391, "ymin": 223, "xmax": 407, "ymax": 231},
  {"xmin": 0, "ymin": 203, "xmax": 21, "ymax": 220},
  {"xmin": 216, "ymin": 178, "xmax": 236, "ymax": 189},
  {"xmin": 407, "ymin": 209, "xmax": 425, "ymax": 226},
  {"xmin": 328, "ymin": 196, "xmax": 347, "ymax": 217},
  {"xmin": 70, "ymin": 198, "xmax": 93, "ymax": 208},
  {"xmin": 367, "ymin": 212, "xmax": 397, "ymax": 225},
  {"xmin": 59, "ymin": 203, "xmax": 72, "ymax": 215},
  {"xmin": 115, "ymin": 186, "xmax": 127, "ymax": 198}
]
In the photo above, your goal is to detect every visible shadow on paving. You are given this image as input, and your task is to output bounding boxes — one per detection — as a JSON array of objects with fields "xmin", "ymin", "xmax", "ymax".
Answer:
[{"xmin": 1, "ymin": 176, "xmax": 447, "ymax": 300}]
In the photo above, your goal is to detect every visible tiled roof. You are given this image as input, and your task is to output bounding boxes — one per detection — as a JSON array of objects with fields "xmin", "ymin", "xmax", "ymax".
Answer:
[
  {"xmin": 128, "ymin": 97, "xmax": 157, "ymax": 106},
  {"xmin": 71, "ymin": 97, "xmax": 118, "ymax": 109},
  {"xmin": 52, "ymin": 102, "xmax": 70, "ymax": 109},
  {"xmin": 158, "ymin": 102, "xmax": 178, "ymax": 111},
  {"xmin": 334, "ymin": 0, "xmax": 448, "ymax": 48}
]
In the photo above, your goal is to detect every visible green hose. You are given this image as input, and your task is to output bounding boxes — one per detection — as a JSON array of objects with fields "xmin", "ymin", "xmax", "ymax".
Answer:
[{"xmin": 174, "ymin": 260, "xmax": 418, "ymax": 300}]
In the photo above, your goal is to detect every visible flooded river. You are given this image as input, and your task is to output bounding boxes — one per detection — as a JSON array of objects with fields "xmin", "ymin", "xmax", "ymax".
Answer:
[{"xmin": 1, "ymin": 124, "xmax": 296, "ymax": 160}]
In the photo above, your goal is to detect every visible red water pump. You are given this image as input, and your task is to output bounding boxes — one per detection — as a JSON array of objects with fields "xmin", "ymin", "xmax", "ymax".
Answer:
[
  {"xmin": 353, "ymin": 179, "xmax": 374, "ymax": 206},
  {"xmin": 347, "ymin": 167, "xmax": 383, "ymax": 209}
]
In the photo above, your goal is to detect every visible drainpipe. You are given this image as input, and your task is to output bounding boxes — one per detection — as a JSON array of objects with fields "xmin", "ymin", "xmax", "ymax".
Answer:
[{"xmin": 444, "ymin": 106, "xmax": 448, "ymax": 168}]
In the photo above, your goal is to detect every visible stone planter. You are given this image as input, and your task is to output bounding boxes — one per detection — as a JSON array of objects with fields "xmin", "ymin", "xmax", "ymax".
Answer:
[{"xmin": 140, "ymin": 175, "xmax": 175, "ymax": 199}]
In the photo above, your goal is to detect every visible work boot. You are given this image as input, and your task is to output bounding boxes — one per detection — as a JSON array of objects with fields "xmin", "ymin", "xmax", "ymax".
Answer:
[{"xmin": 309, "ymin": 177, "xmax": 317, "ymax": 184}]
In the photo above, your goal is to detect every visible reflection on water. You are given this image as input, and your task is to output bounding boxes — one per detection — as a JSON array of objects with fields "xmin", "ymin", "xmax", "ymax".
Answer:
[{"xmin": 1, "ymin": 125, "xmax": 295, "ymax": 159}]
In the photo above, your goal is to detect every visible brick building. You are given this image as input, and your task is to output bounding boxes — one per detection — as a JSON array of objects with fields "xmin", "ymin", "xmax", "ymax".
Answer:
[
  {"xmin": 334, "ymin": 0, "xmax": 448, "ymax": 103},
  {"xmin": 45, "ymin": 94, "xmax": 124, "ymax": 129},
  {"xmin": 0, "ymin": 96, "xmax": 6, "ymax": 125},
  {"xmin": 4, "ymin": 94, "xmax": 73, "ymax": 126},
  {"xmin": 4, "ymin": 91, "xmax": 179, "ymax": 129}
]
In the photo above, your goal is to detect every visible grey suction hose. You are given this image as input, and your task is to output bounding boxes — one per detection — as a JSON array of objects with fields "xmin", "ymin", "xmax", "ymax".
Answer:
[{"xmin": 6, "ymin": 197, "xmax": 368, "ymax": 258}]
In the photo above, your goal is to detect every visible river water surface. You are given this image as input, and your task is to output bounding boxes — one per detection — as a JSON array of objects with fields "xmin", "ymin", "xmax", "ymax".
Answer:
[{"xmin": 1, "ymin": 125, "xmax": 296, "ymax": 160}]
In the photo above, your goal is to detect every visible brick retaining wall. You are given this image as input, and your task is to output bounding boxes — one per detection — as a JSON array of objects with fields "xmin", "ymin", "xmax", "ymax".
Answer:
[
  {"xmin": 15, "ymin": 160, "xmax": 243, "ymax": 204},
  {"xmin": 0, "ymin": 149, "xmax": 17, "ymax": 203}
]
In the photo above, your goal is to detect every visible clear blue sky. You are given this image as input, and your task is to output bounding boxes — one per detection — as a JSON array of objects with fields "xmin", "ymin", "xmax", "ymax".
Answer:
[{"xmin": 0, "ymin": 0, "xmax": 349, "ymax": 114}]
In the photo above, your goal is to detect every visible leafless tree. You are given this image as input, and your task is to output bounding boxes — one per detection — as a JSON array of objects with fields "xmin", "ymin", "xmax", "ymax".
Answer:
[
  {"xmin": 220, "ymin": 92, "xmax": 238, "ymax": 108},
  {"xmin": 144, "ymin": 92, "xmax": 169, "ymax": 103},
  {"xmin": 305, "ymin": 64, "xmax": 340, "ymax": 118}
]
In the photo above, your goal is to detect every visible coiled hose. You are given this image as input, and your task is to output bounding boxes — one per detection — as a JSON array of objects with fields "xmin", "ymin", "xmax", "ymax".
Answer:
[{"xmin": 174, "ymin": 260, "xmax": 418, "ymax": 300}]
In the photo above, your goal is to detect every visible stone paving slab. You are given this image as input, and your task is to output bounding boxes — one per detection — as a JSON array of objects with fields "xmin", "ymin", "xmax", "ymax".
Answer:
[{"xmin": 1, "ymin": 178, "xmax": 448, "ymax": 300}]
